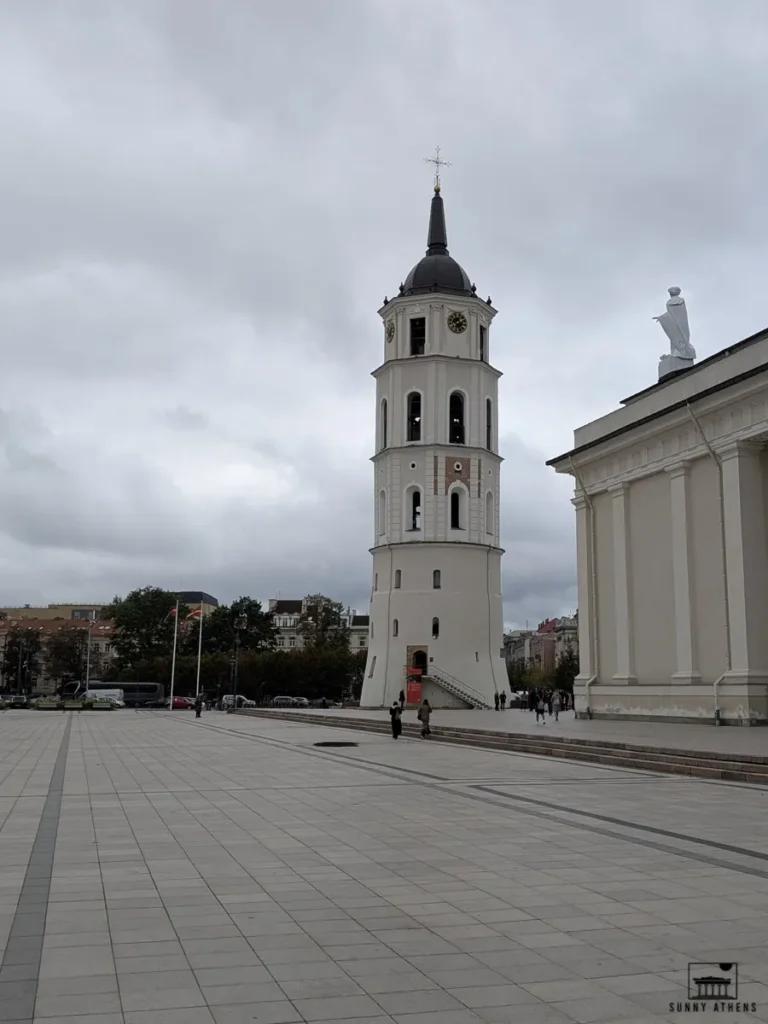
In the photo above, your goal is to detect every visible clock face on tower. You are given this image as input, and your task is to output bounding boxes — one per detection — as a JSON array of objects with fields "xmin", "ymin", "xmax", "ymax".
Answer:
[
  {"xmin": 447, "ymin": 311, "xmax": 468, "ymax": 334},
  {"xmin": 385, "ymin": 320, "xmax": 395, "ymax": 342}
]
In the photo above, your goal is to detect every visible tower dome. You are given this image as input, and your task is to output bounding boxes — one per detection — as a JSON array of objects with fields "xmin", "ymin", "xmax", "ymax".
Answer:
[{"xmin": 401, "ymin": 186, "xmax": 474, "ymax": 298}]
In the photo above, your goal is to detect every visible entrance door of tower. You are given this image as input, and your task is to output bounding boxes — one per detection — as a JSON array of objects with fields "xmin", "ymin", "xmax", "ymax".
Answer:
[{"xmin": 407, "ymin": 648, "xmax": 428, "ymax": 704}]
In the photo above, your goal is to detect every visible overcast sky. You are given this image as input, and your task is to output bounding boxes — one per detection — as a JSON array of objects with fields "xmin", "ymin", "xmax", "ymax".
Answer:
[{"xmin": 1, "ymin": 0, "xmax": 767, "ymax": 628}]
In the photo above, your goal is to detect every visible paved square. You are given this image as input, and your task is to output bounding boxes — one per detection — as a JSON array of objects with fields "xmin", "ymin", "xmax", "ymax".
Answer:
[{"xmin": 0, "ymin": 710, "xmax": 767, "ymax": 1022}]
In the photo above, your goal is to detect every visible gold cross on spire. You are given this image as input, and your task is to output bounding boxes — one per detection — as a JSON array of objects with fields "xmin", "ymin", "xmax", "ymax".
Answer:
[{"xmin": 425, "ymin": 145, "xmax": 451, "ymax": 192}]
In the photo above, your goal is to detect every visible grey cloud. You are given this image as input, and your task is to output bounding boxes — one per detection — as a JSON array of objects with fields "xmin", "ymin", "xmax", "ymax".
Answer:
[{"xmin": 0, "ymin": 0, "xmax": 765, "ymax": 631}]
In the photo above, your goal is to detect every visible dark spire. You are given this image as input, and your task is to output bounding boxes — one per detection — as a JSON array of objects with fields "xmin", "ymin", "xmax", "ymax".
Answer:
[{"xmin": 426, "ymin": 185, "xmax": 448, "ymax": 255}]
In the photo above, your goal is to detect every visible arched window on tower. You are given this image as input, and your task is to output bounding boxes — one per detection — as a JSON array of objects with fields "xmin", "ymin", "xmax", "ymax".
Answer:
[
  {"xmin": 433, "ymin": 569, "xmax": 441, "ymax": 589},
  {"xmin": 479, "ymin": 324, "xmax": 486, "ymax": 362},
  {"xmin": 485, "ymin": 491, "xmax": 494, "ymax": 535},
  {"xmin": 450, "ymin": 490, "xmax": 463, "ymax": 530},
  {"xmin": 449, "ymin": 392, "xmax": 465, "ymax": 445},
  {"xmin": 392, "ymin": 618, "xmax": 399, "ymax": 637},
  {"xmin": 486, "ymin": 398, "xmax": 492, "ymax": 450},
  {"xmin": 432, "ymin": 617, "xmax": 440, "ymax": 638},
  {"xmin": 381, "ymin": 398, "xmax": 388, "ymax": 450},
  {"xmin": 394, "ymin": 569, "xmax": 401, "ymax": 589},
  {"xmin": 409, "ymin": 489, "xmax": 422, "ymax": 531},
  {"xmin": 406, "ymin": 392, "xmax": 421, "ymax": 442},
  {"xmin": 378, "ymin": 490, "xmax": 386, "ymax": 535}
]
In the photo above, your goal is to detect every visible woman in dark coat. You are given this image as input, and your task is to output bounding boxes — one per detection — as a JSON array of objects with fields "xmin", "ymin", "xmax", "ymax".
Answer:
[{"xmin": 389, "ymin": 702, "xmax": 403, "ymax": 739}]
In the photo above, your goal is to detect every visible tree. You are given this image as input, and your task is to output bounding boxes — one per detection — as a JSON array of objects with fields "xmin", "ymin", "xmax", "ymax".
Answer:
[
  {"xmin": 553, "ymin": 643, "xmax": 579, "ymax": 693},
  {"xmin": 46, "ymin": 626, "xmax": 89, "ymax": 692},
  {"xmin": 505, "ymin": 657, "xmax": 528, "ymax": 692},
  {"xmin": 297, "ymin": 594, "xmax": 350, "ymax": 651},
  {"xmin": 102, "ymin": 587, "xmax": 190, "ymax": 667},
  {"xmin": 187, "ymin": 596, "xmax": 276, "ymax": 657},
  {"xmin": 2, "ymin": 627, "xmax": 44, "ymax": 692},
  {"xmin": 348, "ymin": 649, "xmax": 367, "ymax": 702}
]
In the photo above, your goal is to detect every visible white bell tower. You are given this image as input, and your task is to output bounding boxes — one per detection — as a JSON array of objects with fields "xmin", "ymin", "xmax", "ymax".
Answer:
[{"xmin": 360, "ymin": 175, "xmax": 507, "ymax": 709}]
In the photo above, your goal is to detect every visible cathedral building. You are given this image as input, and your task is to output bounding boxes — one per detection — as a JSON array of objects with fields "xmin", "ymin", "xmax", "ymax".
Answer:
[
  {"xmin": 360, "ymin": 182, "xmax": 507, "ymax": 709},
  {"xmin": 549, "ymin": 294, "xmax": 768, "ymax": 724}
]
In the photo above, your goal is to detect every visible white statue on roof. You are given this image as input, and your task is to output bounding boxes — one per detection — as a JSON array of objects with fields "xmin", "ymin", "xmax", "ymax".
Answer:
[{"xmin": 656, "ymin": 287, "xmax": 696, "ymax": 379}]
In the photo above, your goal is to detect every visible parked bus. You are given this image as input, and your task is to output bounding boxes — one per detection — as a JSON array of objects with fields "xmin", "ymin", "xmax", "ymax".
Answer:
[{"xmin": 71, "ymin": 680, "xmax": 165, "ymax": 707}]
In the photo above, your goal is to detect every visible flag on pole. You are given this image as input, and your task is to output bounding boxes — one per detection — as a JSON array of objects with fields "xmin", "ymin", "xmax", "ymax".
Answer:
[{"xmin": 185, "ymin": 608, "xmax": 202, "ymax": 622}]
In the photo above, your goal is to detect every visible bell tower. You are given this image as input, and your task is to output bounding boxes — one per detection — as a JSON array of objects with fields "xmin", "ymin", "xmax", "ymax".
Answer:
[{"xmin": 360, "ymin": 178, "xmax": 507, "ymax": 709}]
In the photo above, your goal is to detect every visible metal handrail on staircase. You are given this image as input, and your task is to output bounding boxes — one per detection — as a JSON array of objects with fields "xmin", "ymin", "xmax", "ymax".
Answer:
[{"xmin": 428, "ymin": 665, "xmax": 493, "ymax": 709}]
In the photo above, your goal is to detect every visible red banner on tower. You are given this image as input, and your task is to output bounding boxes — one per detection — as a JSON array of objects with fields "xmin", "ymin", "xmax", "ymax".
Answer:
[{"xmin": 406, "ymin": 676, "xmax": 422, "ymax": 705}]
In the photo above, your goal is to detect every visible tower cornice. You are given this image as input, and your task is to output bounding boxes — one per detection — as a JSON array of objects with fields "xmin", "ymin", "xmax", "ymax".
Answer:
[
  {"xmin": 372, "ymin": 353, "xmax": 502, "ymax": 380},
  {"xmin": 370, "ymin": 445, "xmax": 504, "ymax": 464},
  {"xmin": 379, "ymin": 293, "xmax": 497, "ymax": 320}
]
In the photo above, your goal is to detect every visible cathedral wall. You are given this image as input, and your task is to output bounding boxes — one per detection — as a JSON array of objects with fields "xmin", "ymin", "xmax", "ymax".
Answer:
[
  {"xmin": 628, "ymin": 472, "xmax": 675, "ymax": 683},
  {"xmin": 592, "ymin": 491, "xmax": 616, "ymax": 680},
  {"xmin": 688, "ymin": 455, "xmax": 727, "ymax": 682}
]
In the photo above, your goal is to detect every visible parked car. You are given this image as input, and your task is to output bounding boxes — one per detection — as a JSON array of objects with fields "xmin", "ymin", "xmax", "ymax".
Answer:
[
  {"xmin": 293, "ymin": 697, "xmax": 310, "ymax": 708},
  {"xmin": 272, "ymin": 696, "xmax": 297, "ymax": 707},
  {"xmin": 166, "ymin": 696, "xmax": 194, "ymax": 709},
  {"xmin": 7, "ymin": 695, "xmax": 28, "ymax": 709},
  {"xmin": 308, "ymin": 698, "xmax": 340, "ymax": 709}
]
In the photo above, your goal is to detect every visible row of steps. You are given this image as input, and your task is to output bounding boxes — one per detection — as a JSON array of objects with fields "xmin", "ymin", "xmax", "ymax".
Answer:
[{"xmin": 234, "ymin": 709, "xmax": 768, "ymax": 786}]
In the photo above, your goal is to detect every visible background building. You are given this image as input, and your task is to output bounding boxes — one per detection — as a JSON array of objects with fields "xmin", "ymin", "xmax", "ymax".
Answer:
[
  {"xmin": 268, "ymin": 599, "xmax": 369, "ymax": 651},
  {"xmin": 0, "ymin": 618, "xmax": 116, "ymax": 695},
  {"xmin": 549, "ymin": 319, "xmax": 768, "ymax": 723},
  {"xmin": 361, "ymin": 181, "xmax": 507, "ymax": 709},
  {"xmin": 503, "ymin": 616, "xmax": 578, "ymax": 678}
]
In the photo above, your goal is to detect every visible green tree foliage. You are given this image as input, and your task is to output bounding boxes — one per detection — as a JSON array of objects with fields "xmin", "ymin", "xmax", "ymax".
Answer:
[
  {"xmin": 104, "ymin": 646, "xmax": 361, "ymax": 704},
  {"xmin": 101, "ymin": 587, "xmax": 189, "ymax": 667},
  {"xmin": 553, "ymin": 643, "xmax": 579, "ymax": 693},
  {"xmin": 185, "ymin": 596, "xmax": 276, "ymax": 656},
  {"xmin": 298, "ymin": 594, "xmax": 350, "ymax": 651},
  {"xmin": 2, "ymin": 626, "xmax": 44, "ymax": 692},
  {"xmin": 45, "ymin": 626, "xmax": 89, "ymax": 691},
  {"xmin": 505, "ymin": 657, "xmax": 528, "ymax": 692}
]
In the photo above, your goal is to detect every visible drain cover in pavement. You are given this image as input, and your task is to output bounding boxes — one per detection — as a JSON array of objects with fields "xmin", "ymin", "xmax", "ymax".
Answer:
[{"xmin": 314, "ymin": 741, "xmax": 358, "ymax": 747}]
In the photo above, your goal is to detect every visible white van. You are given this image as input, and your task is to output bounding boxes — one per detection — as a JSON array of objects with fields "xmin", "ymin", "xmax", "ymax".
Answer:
[{"xmin": 85, "ymin": 689, "xmax": 125, "ymax": 705}]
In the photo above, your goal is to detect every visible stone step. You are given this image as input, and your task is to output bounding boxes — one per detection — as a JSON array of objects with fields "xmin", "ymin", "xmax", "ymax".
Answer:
[{"xmin": 235, "ymin": 708, "xmax": 768, "ymax": 785}]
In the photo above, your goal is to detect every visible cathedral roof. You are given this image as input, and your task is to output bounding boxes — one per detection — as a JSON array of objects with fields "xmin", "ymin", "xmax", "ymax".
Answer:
[{"xmin": 401, "ymin": 187, "xmax": 474, "ymax": 298}]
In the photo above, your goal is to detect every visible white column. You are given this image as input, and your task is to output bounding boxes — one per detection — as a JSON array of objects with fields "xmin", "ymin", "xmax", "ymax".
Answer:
[
  {"xmin": 610, "ymin": 483, "xmax": 636, "ymax": 683},
  {"xmin": 719, "ymin": 440, "xmax": 768, "ymax": 683},
  {"xmin": 666, "ymin": 462, "xmax": 700, "ymax": 683},
  {"xmin": 571, "ymin": 492, "xmax": 594, "ymax": 680}
]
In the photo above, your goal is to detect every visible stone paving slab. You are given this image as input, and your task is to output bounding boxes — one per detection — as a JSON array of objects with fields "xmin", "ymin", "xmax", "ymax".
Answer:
[{"xmin": 0, "ymin": 711, "xmax": 767, "ymax": 1022}]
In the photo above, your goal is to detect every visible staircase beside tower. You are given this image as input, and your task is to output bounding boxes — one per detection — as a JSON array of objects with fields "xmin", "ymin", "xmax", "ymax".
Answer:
[{"xmin": 424, "ymin": 665, "xmax": 494, "ymax": 710}]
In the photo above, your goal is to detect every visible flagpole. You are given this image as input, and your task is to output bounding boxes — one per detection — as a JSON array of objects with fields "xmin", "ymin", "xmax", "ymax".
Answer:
[
  {"xmin": 195, "ymin": 607, "xmax": 204, "ymax": 699},
  {"xmin": 168, "ymin": 598, "xmax": 179, "ymax": 711}
]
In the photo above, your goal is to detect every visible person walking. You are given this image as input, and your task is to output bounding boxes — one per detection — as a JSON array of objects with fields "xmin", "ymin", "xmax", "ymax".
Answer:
[
  {"xmin": 494, "ymin": 692, "xmax": 500, "ymax": 711},
  {"xmin": 398, "ymin": 689, "xmax": 406, "ymax": 711},
  {"xmin": 552, "ymin": 691, "xmax": 561, "ymax": 722},
  {"xmin": 528, "ymin": 690, "xmax": 536, "ymax": 713},
  {"xmin": 500, "ymin": 691, "xmax": 507, "ymax": 710},
  {"xmin": 390, "ymin": 702, "xmax": 402, "ymax": 739},
  {"xmin": 547, "ymin": 692, "xmax": 553, "ymax": 716},
  {"xmin": 417, "ymin": 699, "xmax": 432, "ymax": 739},
  {"xmin": 194, "ymin": 694, "xmax": 203, "ymax": 719},
  {"xmin": 535, "ymin": 695, "xmax": 546, "ymax": 725}
]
